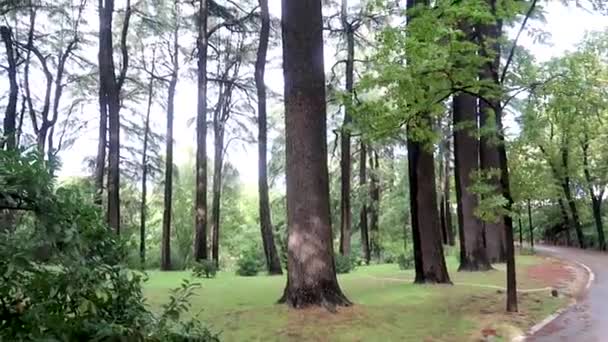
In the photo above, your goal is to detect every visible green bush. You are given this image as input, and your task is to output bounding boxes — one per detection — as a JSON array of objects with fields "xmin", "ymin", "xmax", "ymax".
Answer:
[
  {"xmin": 193, "ymin": 260, "xmax": 218, "ymax": 278},
  {"xmin": 0, "ymin": 152, "xmax": 219, "ymax": 341},
  {"xmin": 398, "ymin": 253, "xmax": 415, "ymax": 270},
  {"xmin": 334, "ymin": 254, "xmax": 356, "ymax": 274},
  {"xmin": 236, "ymin": 248, "xmax": 262, "ymax": 276}
]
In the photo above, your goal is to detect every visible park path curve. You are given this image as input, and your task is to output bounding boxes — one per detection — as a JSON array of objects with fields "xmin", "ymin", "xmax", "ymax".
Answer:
[{"xmin": 528, "ymin": 245, "xmax": 608, "ymax": 342}]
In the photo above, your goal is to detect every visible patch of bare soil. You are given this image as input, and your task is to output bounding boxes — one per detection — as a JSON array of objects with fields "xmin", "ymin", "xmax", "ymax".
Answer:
[
  {"xmin": 277, "ymin": 306, "xmax": 369, "ymax": 341},
  {"xmin": 526, "ymin": 257, "xmax": 587, "ymax": 299}
]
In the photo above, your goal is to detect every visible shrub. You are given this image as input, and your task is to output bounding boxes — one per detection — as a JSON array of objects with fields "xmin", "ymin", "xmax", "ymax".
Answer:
[
  {"xmin": 193, "ymin": 260, "xmax": 218, "ymax": 278},
  {"xmin": 236, "ymin": 248, "xmax": 262, "ymax": 276},
  {"xmin": 334, "ymin": 254, "xmax": 356, "ymax": 274},
  {"xmin": 0, "ymin": 153, "xmax": 219, "ymax": 341},
  {"xmin": 398, "ymin": 253, "xmax": 415, "ymax": 270}
]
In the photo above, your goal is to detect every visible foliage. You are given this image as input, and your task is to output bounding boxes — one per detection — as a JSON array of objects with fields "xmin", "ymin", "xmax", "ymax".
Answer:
[
  {"xmin": 334, "ymin": 254, "xmax": 356, "ymax": 274},
  {"xmin": 0, "ymin": 151, "xmax": 217, "ymax": 341},
  {"xmin": 236, "ymin": 247, "xmax": 263, "ymax": 277},
  {"xmin": 397, "ymin": 252, "xmax": 415, "ymax": 270},
  {"xmin": 192, "ymin": 260, "xmax": 218, "ymax": 279}
]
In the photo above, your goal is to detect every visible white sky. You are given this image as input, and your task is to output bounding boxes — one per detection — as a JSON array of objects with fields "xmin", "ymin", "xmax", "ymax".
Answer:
[{"xmin": 56, "ymin": 1, "xmax": 608, "ymax": 186}]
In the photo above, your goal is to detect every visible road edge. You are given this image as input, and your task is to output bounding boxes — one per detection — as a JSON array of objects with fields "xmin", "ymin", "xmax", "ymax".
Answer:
[{"xmin": 511, "ymin": 258, "xmax": 595, "ymax": 342}]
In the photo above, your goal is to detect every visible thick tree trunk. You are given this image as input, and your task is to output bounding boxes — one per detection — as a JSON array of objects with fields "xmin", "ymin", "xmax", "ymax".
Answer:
[
  {"xmin": 279, "ymin": 0, "xmax": 350, "ymax": 309},
  {"xmin": 369, "ymin": 149, "xmax": 381, "ymax": 261},
  {"xmin": 1, "ymin": 26, "xmax": 17, "ymax": 150},
  {"xmin": 359, "ymin": 142, "xmax": 370, "ymax": 264},
  {"xmin": 453, "ymin": 93, "xmax": 491, "ymax": 271},
  {"xmin": 338, "ymin": 0, "xmax": 355, "ymax": 256},
  {"xmin": 407, "ymin": 132, "xmax": 451, "ymax": 284},
  {"xmin": 438, "ymin": 143, "xmax": 448, "ymax": 244},
  {"xmin": 256, "ymin": 0, "xmax": 282, "ymax": 275},
  {"xmin": 194, "ymin": 0, "xmax": 209, "ymax": 261},
  {"xmin": 527, "ymin": 199, "xmax": 534, "ymax": 248}
]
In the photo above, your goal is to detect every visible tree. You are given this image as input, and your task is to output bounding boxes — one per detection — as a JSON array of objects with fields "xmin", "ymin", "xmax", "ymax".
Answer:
[
  {"xmin": 338, "ymin": 0, "xmax": 355, "ymax": 256},
  {"xmin": 255, "ymin": 0, "xmax": 282, "ymax": 274},
  {"xmin": 453, "ymin": 92, "xmax": 491, "ymax": 271},
  {"xmin": 279, "ymin": 0, "xmax": 350, "ymax": 309},
  {"xmin": 98, "ymin": 0, "xmax": 132, "ymax": 234},
  {"xmin": 160, "ymin": 1, "xmax": 180, "ymax": 271},
  {"xmin": 368, "ymin": 147, "xmax": 381, "ymax": 260},
  {"xmin": 0, "ymin": 25, "xmax": 17, "ymax": 150},
  {"xmin": 358, "ymin": 142, "xmax": 370, "ymax": 263},
  {"xmin": 194, "ymin": 0, "xmax": 210, "ymax": 261}
]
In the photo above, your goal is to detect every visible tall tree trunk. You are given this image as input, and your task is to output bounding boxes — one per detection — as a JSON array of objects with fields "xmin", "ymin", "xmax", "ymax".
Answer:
[
  {"xmin": 194, "ymin": 0, "xmax": 209, "ymax": 261},
  {"xmin": 407, "ymin": 132, "xmax": 451, "ymax": 284},
  {"xmin": 438, "ymin": 142, "xmax": 448, "ymax": 244},
  {"xmin": 256, "ymin": 0, "xmax": 282, "ymax": 275},
  {"xmin": 338, "ymin": 0, "xmax": 354, "ymax": 256},
  {"xmin": 479, "ymin": 0, "xmax": 517, "ymax": 311},
  {"xmin": 368, "ymin": 149, "xmax": 381, "ymax": 260},
  {"xmin": 359, "ymin": 142, "xmax": 370, "ymax": 264},
  {"xmin": 161, "ymin": 22, "xmax": 179, "ymax": 271},
  {"xmin": 453, "ymin": 93, "xmax": 491, "ymax": 271},
  {"xmin": 444, "ymin": 147, "xmax": 455, "ymax": 246},
  {"xmin": 140, "ymin": 59, "xmax": 155, "ymax": 269},
  {"xmin": 279, "ymin": 0, "xmax": 350, "ymax": 309},
  {"xmin": 526, "ymin": 199, "xmax": 534, "ymax": 248},
  {"xmin": 1, "ymin": 26, "xmax": 17, "ymax": 150},
  {"xmin": 210, "ymin": 124, "xmax": 224, "ymax": 268},
  {"xmin": 95, "ymin": 91, "xmax": 107, "ymax": 204},
  {"xmin": 99, "ymin": 0, "xmax": 130, "ymax": 234}
]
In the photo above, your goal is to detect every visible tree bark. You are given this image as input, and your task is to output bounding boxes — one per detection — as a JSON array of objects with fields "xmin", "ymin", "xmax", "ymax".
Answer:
[
  {"xmin": 99, "ymin": 0, "xmax": 130, "ymax": 234},
  {"xmin": 338, "ymin": 0, "xmax": 355, "ymax": 256},
  {"xmin": 279, "ymin": 0, "xmax": 350, "ymax": 309},
  {"xmin": 479, "ymin": 0, "xmax": 517, "ymax": 310},
  {"xmin": 1, "ymin": 26, "xmax": 18, "ymax": 150},
  {"xmin": 407, "ymin": 131, "xmax": 451, "ymax": 284},
  {"xmin": 194, "ymin": 0, "xmax": 209, "ymax": 261},
  {"xmin": 369, "ymin": 149, "xmax": 381, "ymax": 261},
  {"xmin": 210, "ymin": 119, "xmax": 224, "ymax": 269},
  {"xmin": 95, "ymin": 92, "xmax": 107, "ymax": 205},
  {"xmin": 359, "ymin": 142, "xmax": 370, "ymax": 264},
  {"xmin": 161, "ymin": 21, "xmax": 179, "ymax": 272},
  {"xmin": 444, "ymin": 150, "xmax": 455, "ymax": 246},
  {"xmin": 557, "ymin": 197, "xmax": 572, "ymax": 246},
  {"xmin": 256, "ymin": 0, "xmax": 282, "ymax": 275},
  {"xmin": 438, "ymin": 141, "xmax": 448, "ymax": 244},
  {"xmin": 453, "ymin": 93, "xmax": 491, "ymax": 271}
]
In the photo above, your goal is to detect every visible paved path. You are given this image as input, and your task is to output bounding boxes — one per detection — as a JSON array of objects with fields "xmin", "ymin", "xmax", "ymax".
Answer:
[{"xmin": 529, "ymin": 245, "xmax": 608, "ymax": 342}]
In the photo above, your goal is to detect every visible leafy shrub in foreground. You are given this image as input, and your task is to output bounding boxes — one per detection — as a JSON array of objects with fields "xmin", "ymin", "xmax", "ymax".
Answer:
[
  {"xmin": 398, "ymin": 253, "xmax": 415, "ymax": 270},
  {"xmin": 236, "ymin": 247, "xmax": 262, "ymax": 276}
]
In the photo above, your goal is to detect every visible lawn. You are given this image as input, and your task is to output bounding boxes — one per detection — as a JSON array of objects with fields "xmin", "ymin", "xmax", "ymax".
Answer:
[{"xmin": 143, "ymin": 255, "xmax": 569, "ymax": 341}]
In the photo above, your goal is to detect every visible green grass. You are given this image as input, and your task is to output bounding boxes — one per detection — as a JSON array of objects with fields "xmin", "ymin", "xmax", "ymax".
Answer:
[{"xmin": 144, "ymin": 255, "xmax": 567, "ymax": 341}]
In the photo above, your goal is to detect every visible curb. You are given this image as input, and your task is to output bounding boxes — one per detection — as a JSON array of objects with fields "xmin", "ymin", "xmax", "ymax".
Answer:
[{"xmin": 511, "ymin": 259, "xmax": 595, "ymax": 341}]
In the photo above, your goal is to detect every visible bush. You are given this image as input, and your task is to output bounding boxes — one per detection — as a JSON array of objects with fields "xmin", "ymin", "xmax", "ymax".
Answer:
[
  {"xmin": 192, "ymin": 260, "xmax": 218, "ymax": 278},
  {"xmin": 334, "ymin": 254, "xmax": 356, "ymax": 274},
  {"xmin": 236, "ymin": 248, "xmax": 262, "ymax": 276},
  {"xmin": 398, "ymin": 253, "xmax": 415, "ymax": 270},
  {"xmin": 0, "ymin": 153, "xmax": 219, "ymax": 341}
]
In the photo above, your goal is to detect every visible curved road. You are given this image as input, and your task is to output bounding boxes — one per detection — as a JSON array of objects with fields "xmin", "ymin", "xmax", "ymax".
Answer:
[{"xmin": 529, "ymin": 245, "xmax": 608, "ymax": 342}]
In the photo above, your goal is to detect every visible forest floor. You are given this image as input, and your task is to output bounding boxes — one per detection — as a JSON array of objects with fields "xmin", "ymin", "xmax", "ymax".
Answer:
[{"xmin": 144, "ymin": 253, "xmax": 578, "ymax": 341}]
